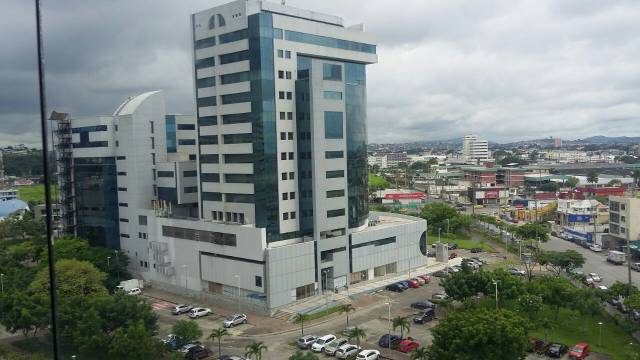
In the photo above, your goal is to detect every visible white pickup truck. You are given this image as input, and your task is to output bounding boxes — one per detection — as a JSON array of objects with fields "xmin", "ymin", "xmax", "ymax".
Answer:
[{"xmin": 607, "ymin": 250, "xmax": 626, "ymax": 265}]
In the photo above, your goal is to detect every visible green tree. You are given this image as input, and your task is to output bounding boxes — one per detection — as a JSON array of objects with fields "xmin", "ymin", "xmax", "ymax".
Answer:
[
  {"xmin": 624, "ymin": 292, "xmax": 640, "ymax": 310},
  {"xmin": 29, "ymin": 259, "xmax": 107, "ymax": 298},
  {"xmin": 513, "ymin": 223, "xmax": 548, "ymax": 241},
  {"xmin": 428, "ymin": 308, "xmax": 528, "ymax": 360},
  {"xmin": 0, "ymin": 292, "xmax": 49, "ymax": 338},
  {"xmin": 586, "ymin": 170, "xmax": 599, "ymax": 185},
  {"xmin": 607, "ymin": 179, "xmax": 623, "ymax": 187},
  {"xmin": 107, "ymin": 320, "xmax": 166, "ymax": 360},
  {"xmin": 440, "ymin": 267, "xmax": 488, "ymax": 301},
  {"xmin": 392, "ymin": 316, "xmax": 411, "ymax": 339},
  {"xmin": 420, "ymin": 202, "xmax": 468, "ymax": 234},
  {"xmin": 484, "ymin": 269, "xmax": 526, "ymax": 301},
  {"xmin": 245, "ymin": 341, "xmax": 268, "ymax": 360},
  {"xmin": 338, "ymin": 303, "xmax": 356, "ymax": 330},
  {"xmin": 539, "ymin": 182, "xmax": 560, "ymax": 192},
  {"xmin": 538, "ymin": 317, "xmax": 555, "ymax": 342},
  {"xmin": 209, "ymin": 328, "xmax": 229, "ymax": 358},
  {"xmin": 293, "ymin": 313, "xmax": 310, "ymax": 336},
  {"xmin": 537, "ymin": 250, "xmax": 585, "ymax": 276},
  {"xmin": 288, "ymin": 351, "xmax": 319, "ymax": 360},
  {"xmin": 172, "ymin": 319, "xmax": 202, "ymax": 346},
  {"xmin": 608, "ymin": 281, "xmax": 638, "ymax": 300},
  {"xmin": 410, "ymin": 347, "xmax": 430, "ymax": 360},
  {"xmin": 529, "ymin": 276, "xmax": 576, "ymax": 320},
  {"xmin": 347, "ymin": 327, "xmax": 366, "ymax": 349},
  {"xmin": 516, "ymin": 295, "xmax": 543, "ymax": 323},
  {"xmin": 566, "ymin": 176, "xmax": 579, "ymax": 188}
]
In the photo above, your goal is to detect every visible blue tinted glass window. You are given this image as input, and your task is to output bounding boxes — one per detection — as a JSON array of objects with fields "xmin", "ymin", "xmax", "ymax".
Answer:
[
  {"xmin": 221, "ymin": 92, "xmax": 251, "ymax": 105},
  {"xmin": 220, "ymin": 50, "xmax": 250, "ymax": 64},
  {"xmin": 220, "ymin": 71, "xmax": 250, "ymax": 85},
  {"xmin": 324, "ymin": 111, "xmax": 343, "ymax": 139},
  {"xmin": 157, "ymin": 171, "xmax": 174, "ymax": 178},
  {"xmin": 166, "ymin": 115, "xmax": 177, "ymax": 152},
  {"xmin": 196, "ymin": 77, "xmax": 216, "ymax": 88},
  {"xmin": 323, "ymin": 91, "xmax": 342, "ymax": 100},
  {"xmin": 195, "ymin": 57, "xmax": 215, "ymax": 69},
  {"xmin": 199, "ymin": 135, "xmax": 218, "ymax": 145},
  {"xmin": 219, "ymin": 29, "xmax": 248, "ymax": 44},
  {"xmin": 158, "ymin": 187, "xmax": 178, "ymax": 203},
  {"xmin": 326, "ymin": 170, "xmax": 344, "ymax": 178},
  {"xmin": 178, "ymin": 139, "xmax": 196, "ymax": 145},
  {"xmin": 184, "ymin": 186, "xmax": 198, "ymax": 193},
  {"xmin": 202, "ymin": 192, "xmax": 222, "ymax": 201},
  {"xmin": 198, "ymin": 116, "xmax": 217, "ymax": 126},
  {"xmin": 225, "ymin": 193, "xmax": 254, "ymax": 203},
  {"xmin": 327, "ymin": 208, "xmax": 346, "ymax": 217},
  {"xmin": 223, "ymin": 133, "xmax": 252, "ymax": 144},
  {"xmin": 177, "ymin": 124, "xmax": 196, "ymax": 130},
  {"xmin": 183, "ymin": 171, "xmax": 198, "ymax": 177},
  {"xmin": 273, "ymin": 28, "xmax": 283, "ymax": 39},
  {"xmin": 285, "ymin": 30, "xmax": 376, "ymax": 54},
  {"xmin": 224, "ymin": 174, "xmax": 254, "ymax": 183},
  {"xmin": 224, "ymin": 154, "xmax": 253, "ymax": 163},
  {"xmin": 72, "ymin": 125, "xmax": 108, "ymax": 133},
  {"xmin": 201, "ymin": 173, "xmax": 220, "ymax": 182},
  {"xmin": 195, "ymin": 36, "xmax": 216, "ymax": 50},
  {"xmin": 323, "ymin": 64, "xmax": 342, "ymax": 81},
  {"xmin": 325, "ymin": 150, "xmax": 344, "ymax": 159},
  {"xmin": 222, "ymin": 113, "xmax": 251, "ymax": 124},
  {"xmin": 200, "ymin": 154, "xmax": 220, "ymax": 163},
  {"xmin": 197, "ymin": 96, "xmax": 217, "ymax": 107},
  {"xmin": 217, "ymin": 14, "xmax": 226, "ymax": 27}
]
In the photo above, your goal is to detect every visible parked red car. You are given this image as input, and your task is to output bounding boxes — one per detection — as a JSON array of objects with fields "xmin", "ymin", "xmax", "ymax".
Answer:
[
  {"xmin": 569, "ymin": 342, "xmax": 590, "ymax": 359},
  {"xmin": 407, "ymin": 279, "xmax": 420, "ymax": 288},
  {"xmin": 397, "ymin": 339, "xmax": 420, "ymax": 353},
  {"xmin": 418, "ymin": 275, "xmax": 431, "ymax": 284}
]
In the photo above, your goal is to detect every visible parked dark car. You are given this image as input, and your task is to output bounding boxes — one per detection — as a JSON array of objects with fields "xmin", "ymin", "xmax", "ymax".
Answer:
[
  {"xmin": 617, "ymin": 302, "xmax": 629, "ymax": 313},
  {"xmin": 377, "ymin": 334, "xmax": 402, "ymax": 349},
  {"xmin": 398, "ymin": 281, "xmax": 409, "ymax": 290},
  {"xmin": 547, "ymin": 343, "xmax": 568, "ymax": 358},
  {"xmin": 527, "ymin": 338, "xmax": 549, "ymax": 354},
  {"xmin": 185, "ymin": 345, "xmax": 212, "ymax": 359},
  {"xmin": 447, "ymin": 243, "xmax": 458, "ymax": 250},
  {"xmin": 410, "ymin": 301, "xmax": 436, "ymax": 311},
  {"xmin": 413, "ymin": 308, "xmax": 436, "ymax": 324},
  {"xmin": 470, "ymin": 248, "xmax": 483, "ymax": 253},
  {"xmin": 386, "ymin": 283, "xmax": 404, "ymax": 293},
  {"xmin": 432, "ymin": 270, "xmax": 449, "ymax": 278},
  {"xmin": 607, "ymin": 298, "xmax": 621, "ymax": 307}
]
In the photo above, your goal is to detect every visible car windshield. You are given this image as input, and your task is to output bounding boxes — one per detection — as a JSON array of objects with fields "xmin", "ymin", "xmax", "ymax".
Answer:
[
  {"xmin": 572, "ymin": 347, "xmax": 583, "ymax": 352},
  {"xmin": 226, "ymin": 315, "xmax": 235, "ymax": 320}
]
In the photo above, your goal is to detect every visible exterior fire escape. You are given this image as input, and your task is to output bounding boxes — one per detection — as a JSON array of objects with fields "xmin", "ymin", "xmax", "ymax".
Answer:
[{"xmin": 50, "ymin": 111, "xmax": 75, "ymax": 235}]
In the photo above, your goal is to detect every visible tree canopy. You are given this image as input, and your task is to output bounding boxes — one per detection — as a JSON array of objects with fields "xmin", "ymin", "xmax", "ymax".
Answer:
[
  {"xmin": 428, "ymin": 308, "xmax": 529, "ymax": 360},
  {"xmin": 29, "ymin": 259, "xmax": 107, "ymax": 298},
  {"xmin": 420, "ymin": 202, "xmax": 470, "ymax": 234},
  {"xmin": 537, "ymin": 250, "xmax": 585, "ymax": 276}
]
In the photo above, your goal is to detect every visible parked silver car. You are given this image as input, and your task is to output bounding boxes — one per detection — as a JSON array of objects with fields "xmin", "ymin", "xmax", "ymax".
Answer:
[
  {"xmin": 172, "ymin": 304, "xmax": 193, "ymax": 315},
  {"xmin": 223, "ymin": 313, "xmax": 247, "ymax": 328},
  {"xmin": 297, "ymin": 335, "xmax": 317, "ymax": 349}
]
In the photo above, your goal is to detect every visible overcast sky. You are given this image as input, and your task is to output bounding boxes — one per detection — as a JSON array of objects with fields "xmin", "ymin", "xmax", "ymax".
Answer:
[{"xmin": 2, "ymin": 0, "xmax": 640, "ymax": 147}]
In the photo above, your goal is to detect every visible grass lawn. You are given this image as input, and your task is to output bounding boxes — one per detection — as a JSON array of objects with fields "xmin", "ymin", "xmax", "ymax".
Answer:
[
  {"xmin": 305, "ymin": 304, "xmax": 343, "ymax": 321},
  {"xmin": 17, "ymin": 184, "xmax": 46, "ymax": 205},
  {"xmin": 433, "ymin": 233, "xmax": 495, "ymax": 252},
  {"xmin": 529, "ymin": 308, "xmax": 640, "ymax": 360}
]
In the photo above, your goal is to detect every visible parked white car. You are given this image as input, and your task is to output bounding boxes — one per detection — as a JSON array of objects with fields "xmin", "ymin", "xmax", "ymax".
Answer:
[
  {"xmin": 336, "ymin": 344, "xmax": 360, "ymax": 359},
  {"xmin": 223, "ymin": 313, "xmax": 247, "ymax": 328},
  {"xmin": 188, "ymin": 307, "xmax": 212, "ymax": 319},
  {"xmin": 357, "ymin": 349, "xmax": 380, "ymax": 360},
  {"xmin": 127, "ymin": 287, "xmax": 142, "ymax": 296},
  {"xmin": 632, "ymin": 262, "xmax": 640, "ymax": 272},
  {"xmin": 588, "ymin": 273, "xmax": 602, "ymax": 282},
  {"xmin": 311, "ymin": 334, "xmax": 336, "ymax": 352},
  {"xmin": 589, "ymin": 244, "xmax": 602, "ymax": 252}
]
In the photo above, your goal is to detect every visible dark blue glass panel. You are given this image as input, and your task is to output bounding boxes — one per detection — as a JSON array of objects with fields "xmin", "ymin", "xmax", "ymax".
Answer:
[
  {"xmin": 220, "ymin": 50, "xmax": 250, "ymax": 64},
  {"xmin": 219, "ymin": 28, "xmax": 248, "ymax": 44},
  {"xmin": 324, "ymin": 111, "xmax": 344, "ymax": 139},
  {"xmin": 285, "ymin": 30, "xmax": 376, "ymax": 54},
  {"xmin": 158, "ymin": 187, "xmax": 178, "ymax": 203}
]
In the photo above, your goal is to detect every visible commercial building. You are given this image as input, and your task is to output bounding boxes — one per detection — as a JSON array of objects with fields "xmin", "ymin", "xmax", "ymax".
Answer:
[
  {"xmin": 463, "ymin": 134, "xmax": 489, "ymax": 164},
  {"xmin": 54, "ymin": 0, "xmax": 426, "ymax": 313},
  {"xmin": 608, "ymin": 196, "xmax": 640, "ymax": 248}
]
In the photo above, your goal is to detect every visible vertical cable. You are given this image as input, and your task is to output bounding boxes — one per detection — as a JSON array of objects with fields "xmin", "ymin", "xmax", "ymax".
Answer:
[{"xmin": 35, "ymin": 0, "xmax": 60, "ymax": 358}]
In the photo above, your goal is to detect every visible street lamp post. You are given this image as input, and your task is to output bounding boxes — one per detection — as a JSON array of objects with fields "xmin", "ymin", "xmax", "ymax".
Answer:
[
  {"xmin": 385, "ymin": 301, "xmax": 391, "ymax": 350},
  {"xmin": 1, "ymin": 273, "xmax": 4, "ymax": 294},
  {"xmin": 493, "ymin": 280, "xmax": 499, "ymax": 310},
  {"xmin": 438, "ymin": 228, "xmax": 441, "ymax": 243},
  {"xmin": 322, "ymin": 269, "xmax": 329, "ymax": 308},
  {"xmin": 107, "ymin": 256, "xmax": 111, "ymax": 269},
  {"xmin": 598, "ymin": 322, "xmax": 603, "ymax": 347},
  {"xmin": 234, "ymin": 275, "xmax": 241, "ymax": 314},
  {"xmin": 446, "ymin": 219, "xmax": 450, "ymax": 235}
]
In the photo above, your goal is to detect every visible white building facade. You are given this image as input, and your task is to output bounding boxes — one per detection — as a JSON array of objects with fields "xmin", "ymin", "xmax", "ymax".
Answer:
[
  {"xmin": 61, "ymin": 0, "xmax": 427, "ymax": 313},
  {"xmin": 463, "ymin": 134, "xmax": 489, "ymax": 163}
]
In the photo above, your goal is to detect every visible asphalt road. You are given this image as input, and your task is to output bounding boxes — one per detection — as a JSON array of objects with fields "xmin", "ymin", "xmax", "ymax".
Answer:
[{"xmin": 541, "ymin": 235, "xmax": 638, "ymax": 288}]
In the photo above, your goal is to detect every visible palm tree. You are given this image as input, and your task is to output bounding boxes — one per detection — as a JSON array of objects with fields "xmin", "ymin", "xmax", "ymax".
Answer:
[
  {"xmin": 293, "ymin": 313, "xmax": 310, "ymax": 336},
  {"xmin": 392, "ymin": 316, "xmax": 411, "ymax": 339},
  {"xmin": 347, "ymin": 326, "xmax": 366, "ymax": 349},
  {"xmin": 208, "ymin": 327, "xmax": 229, "ymax": 358},
  {"xmin": 410, "ymin": 347, "xmax": 430, "ymax": 360},
  {"xmin": 338, "ymin": 303, "xmax": 356, "ymax": 330},
  {"xmin": 288, "ymin": 350, "xmax": 319, "ymax": 360},
  {"xmin": 244, "ymin": 341, "xmax": 268, "ymax": 360}
]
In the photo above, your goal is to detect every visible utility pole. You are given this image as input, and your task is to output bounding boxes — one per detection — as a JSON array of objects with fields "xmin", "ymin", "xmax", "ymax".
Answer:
[{"xmin": 493, "ymin": 280, "xmax": 499, "ymax": 310}]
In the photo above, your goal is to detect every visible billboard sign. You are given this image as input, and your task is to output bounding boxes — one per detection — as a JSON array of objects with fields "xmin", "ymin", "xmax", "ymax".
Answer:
[{"xmin": 568, "ymin": 214, "xmax": 591, "ymax": 223}]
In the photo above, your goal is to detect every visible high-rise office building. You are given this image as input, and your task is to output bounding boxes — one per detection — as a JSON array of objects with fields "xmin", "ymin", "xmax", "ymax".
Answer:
[
  {"xmin": 463, "ymin": 134, "xmax": 489, "ymax": 164},
  {"xmin": 55, "ymin": 0, "xmax": 427, "ymax": 313}
]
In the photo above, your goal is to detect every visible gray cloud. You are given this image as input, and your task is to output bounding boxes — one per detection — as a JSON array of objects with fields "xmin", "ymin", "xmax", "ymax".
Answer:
[{"xmin": 1, "ymin": 0, "xmax": 640, "ymax": 146}]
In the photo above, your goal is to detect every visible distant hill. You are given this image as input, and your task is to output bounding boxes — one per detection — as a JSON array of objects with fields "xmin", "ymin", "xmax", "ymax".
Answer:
[{"xmin": 578, "ymin": 136, "xmax": 640, "ymax": 144}]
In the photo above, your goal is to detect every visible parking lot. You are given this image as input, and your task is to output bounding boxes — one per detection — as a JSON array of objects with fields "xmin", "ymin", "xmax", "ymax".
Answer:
[{"xmin": 147, "ymin": 250, "xmax": 500, "ymax": 359}]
